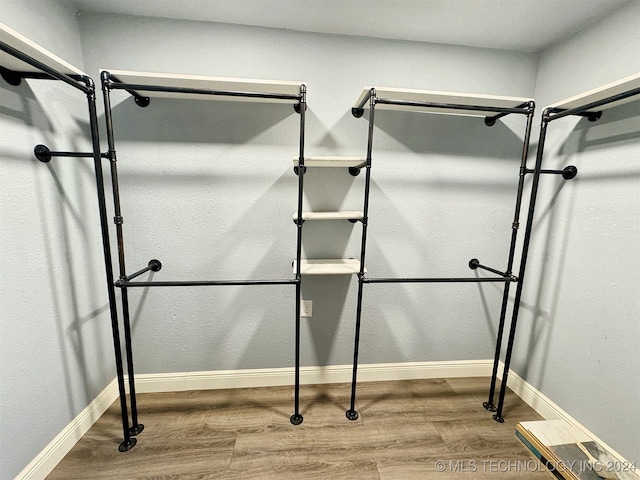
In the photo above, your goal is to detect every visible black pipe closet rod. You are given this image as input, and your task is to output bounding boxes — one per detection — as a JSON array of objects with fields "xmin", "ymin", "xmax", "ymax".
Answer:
[
  {"xmin": 107, "ymin": 81, "xmax": 302, "ymax": 102},
  {"xmin": 545, "ymin": 87, "xmax": 640, "ymax": 121},
  {"xmin": 118, "ymin": 279, "xmax": 299, "ymax": 287},
  {"xmin": 363, "ymin": 276, "xmax": 514, "ymax": 284},
  {"xmin": 375, "ymin": 98, "xmax": 531, "ymax": 115},
  {"xmin": 0, "ymin": 41, "xmax": 89, "ymax": 93}
]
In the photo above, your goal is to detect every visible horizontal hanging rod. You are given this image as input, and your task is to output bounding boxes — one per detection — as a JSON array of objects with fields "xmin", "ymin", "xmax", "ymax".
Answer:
[
  {"xmin": 34, "ymin": 144, "xmax": 109, "ymax": 163},
  {"xmin": 545, "ymin": 87, "xmax": 640, "ymax": 122},
  {"xmin": 375, "ymin": 98, "xmax": 531, "ymax": 116},
  {"xmin": 0, "ymin": 41, "xmax": 89, "ymax": 93},
  {"xmin": 524, "ymin": 165, "xmax": 577, "ymax": 180},
  {"xmin": 363, "ymin": 276, "xmax": 513, "ymax": 284},
  {"xmin": 468, "ymin": 258, "xmax": 517, "ymax": 281},
  {"xmin": 107, "ymin": 81, "xmax": 302, "ymax": 102},
  {"xmin": 118, "ymin": 279, "xmax": 299, "ymax": 288}
]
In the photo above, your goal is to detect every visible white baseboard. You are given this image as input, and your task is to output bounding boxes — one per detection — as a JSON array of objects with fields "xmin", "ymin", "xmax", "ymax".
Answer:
[
  {"xmin": 15, "ymin": 379, "xmax": 119, "ymax": 480},
  {"xmin": 131, "ymin": 359, "xmax": 494, "ymax": 393},
  {"xmin": 17, "ymin": 359, "xmax": 635, "ymax": 479}
]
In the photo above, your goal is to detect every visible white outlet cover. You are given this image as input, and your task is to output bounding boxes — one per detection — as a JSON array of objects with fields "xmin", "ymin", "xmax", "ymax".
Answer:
[{"xmin": 302, "ymin": 300, "xmax": 312, "ymax": 317}]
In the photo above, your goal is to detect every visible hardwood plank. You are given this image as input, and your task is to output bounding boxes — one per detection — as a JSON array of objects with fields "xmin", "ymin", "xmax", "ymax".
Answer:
[{"xmin": 46, "ymin": 377, "xmax": 548, "ymax": 479}]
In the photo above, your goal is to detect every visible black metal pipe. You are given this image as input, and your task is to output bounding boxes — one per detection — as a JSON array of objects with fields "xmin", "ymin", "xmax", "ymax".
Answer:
[
  {"xmin": 468, "ymin": 258, "xmax": 510, "ymax": 278},
  {"xmin": 118, "ymin": 259, "xmax": 162, "ymax": 284},
  {"xmin": 1, "ymin": 67, "xmax": 79, "ymax": 85},
  {"xmin": 363, "ymin": 276, "xmax": 513, "ymax": 284},
  {"xmin": 352, "ymin": 88, "xmax": 375, "ymax": 117},
  {"xmin": 108, "ymin": 81, "xmax": 302, "ymax": 102},
  {"xmin": 118, "ymin": 279, "xmax": 298, "ymax": 287},
  {"xmin": 483, "ymin": 104, "xmax": 535, "ymax": 412},
  {"xmin": 484, "ymin": 101, "xmax": 532, "ymax": 126},
  {"xmin": 546, "ymin": 87, "xmax": 640, "ymax": 122},
  {"xmin": 0, "ymin": 40, "xmax": 89, "ymax": 93},
  {"xmin": 101, "ymin": 73, "xmax": 144, "ymax": 438},
  {"xmin": 524, "ymin": 166, "xmax": 577, "ymax": 180},
  {"xmin": 492, "ymin": 116, "xmax": 550, "ymax": 423},
  {"xmin": 347, "ymin": 92, "xmax": 376, "ymax": 421},
  {"xmin": 375, "ymin": 97, "xmax": 530, "ymax": 116},
  {"xmin": 346, "ymin": 276, "xmax": 365, "ymax": 421},
  {"xmin": 84, "ymin": 77, "xmax": 135, "ymax": 451},
  {"xmin": 291, "ymin": 84, "xmax": 306, "ymax": 426},
  {"xmin": 33, "ymin": 144, "xmax": 109, "ymax": 162}
]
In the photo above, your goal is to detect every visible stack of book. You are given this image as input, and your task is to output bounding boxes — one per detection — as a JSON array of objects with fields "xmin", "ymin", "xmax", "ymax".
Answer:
[{"xmin": 516, "ymin": 420, "xmax": 639, "ymax": 480}]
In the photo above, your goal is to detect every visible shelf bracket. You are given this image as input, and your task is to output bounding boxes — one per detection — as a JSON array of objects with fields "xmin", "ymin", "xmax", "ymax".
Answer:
[
  {"xmin": 0, "ymin": 66, "xmax": 22, "ymax": 86},
  {"xmin": 115, "ymin": 259, "xmax": 163, "ymax": 287},
  {"xmin": 33, "ymin": 144, "xmax": 109, "ymax": 163},
  {"xmin": 469, "ymin": 258, "xmax": 513, "ymax": 280},
  {"xmin": 525, "ymin": 165, "xmax": 577, "ymax": 180},
  {"xmin": 134, "ymin": 95, "xmax": 150, "ymax": 107}
]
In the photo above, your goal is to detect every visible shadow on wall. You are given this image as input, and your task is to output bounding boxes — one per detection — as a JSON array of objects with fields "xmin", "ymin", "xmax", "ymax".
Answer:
[
  {"xmin": 1, "ymin": 72, "xmax": 114, "ymax": 414},
  {"xmin": 94, "ymin": 95, "xmax": 299, "ymax": 145},
  {"xmin": 560, "ymin": 99, "xmax": 640, "ymax": 155},
  {"xmin": 0, "ymin": 80, "xmax": 53, "ymax": 131},
  {"xmin": 365, "ymin": 109, "xmax": 529, "ymax": 159}
]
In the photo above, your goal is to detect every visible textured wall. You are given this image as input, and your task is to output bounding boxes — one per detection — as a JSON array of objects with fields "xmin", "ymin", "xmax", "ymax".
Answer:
[{"xmin": 513, "ymin": 0, "xmax": 640, "ymax": 464}]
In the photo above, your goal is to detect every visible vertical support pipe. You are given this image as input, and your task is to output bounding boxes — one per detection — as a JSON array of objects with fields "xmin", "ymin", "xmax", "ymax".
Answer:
[
  {"xmin": 493, "ymin": 113, "xmax": 549, "ymax": 423},
  {"xmin": 290, "ymin": 85, "xmax": 306, "ymax": 426},
  {"xmin": 100, "ymin": 72, "xmax": 143, "ymax": 436},
  {"xmin": 346, "ymin": 89, "xmax": 376, "ymax": 421},
  {"xmin": 484, "ymin": 102, "xmax": 535, "ymax": 412},
  {"xmin": 85, "ymin": 76, "xmax": 135, "ymax": 452}
]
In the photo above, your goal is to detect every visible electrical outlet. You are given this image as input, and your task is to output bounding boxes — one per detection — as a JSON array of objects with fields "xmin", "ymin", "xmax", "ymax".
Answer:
[{"xmin": 302, "ymin": 300, "xmax": 313, "ymax": 317}]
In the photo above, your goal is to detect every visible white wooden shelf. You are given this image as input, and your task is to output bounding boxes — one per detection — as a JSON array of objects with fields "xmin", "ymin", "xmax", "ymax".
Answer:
[
  {"xmin": 293, "ymin": 211, "xmax": 364, "ymax": 221},
  {"xmin": 354, "ymin": 86, "xmax": 531, "ymax": 117},
  {"xmin": 547, "ymin": 72, "xmax": 640, "ymax": 113},
  {"xmin": 294, "ymin": 259, "xmax": 362, "ymax": 275},
  {"xmin": 0, "ymin": 22, "xmax": 86, "ymax": 77},
  {"xmin": 293, "ymin": 156, "xmax": 367, "ymax": 168},
  {"xmin": 101, "ymin": 69, "xmax": 305, "ymax": 103}
]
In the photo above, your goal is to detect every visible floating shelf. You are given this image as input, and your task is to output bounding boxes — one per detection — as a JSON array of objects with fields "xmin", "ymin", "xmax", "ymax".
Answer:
[
  {"xmin": 293, "ymin": 156, "xmax": 367, "ymax": 168},
  {"xmin": 546, "ymin": 72, "xmax": 640, "ymax": 113},
  {"xmin": 101, "ymin": 69, "xmax": 305, "ymax": 104},
  {"xmin": 294, "ymin": 259, "xmax": 362, "ymax": 275},
  {"xmin": 0, "ymin": 21, "xmax": 86, "ymax": 77},
  {"xmin": 293, "ymin": 211, "xmax": 364, "ymax": 221},
  {"xmin": 354, "ymin": 86, "xmax": 531, "ymax": 117}
]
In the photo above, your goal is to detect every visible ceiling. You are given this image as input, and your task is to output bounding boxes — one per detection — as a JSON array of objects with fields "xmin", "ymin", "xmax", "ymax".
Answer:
[{"xmin": 69, "ymin": 0, "xmax": 634, "ymax": 53}]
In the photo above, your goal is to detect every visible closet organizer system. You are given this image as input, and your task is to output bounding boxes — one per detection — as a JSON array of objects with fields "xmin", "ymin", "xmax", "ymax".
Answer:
[
  {"xmin": 0, "ymin": 24, "xmax": 134, "ymax": 451},
  {"xmin": 344, "ymin": 77, "xmax": 640, "ymax": 424},
  {"xmin": 99, "ymin": 70, "xmax": 309, "ymax": 450},
  {"xmin": 346, "ymin": 87, "xmax": 540, "ymax": 424}
]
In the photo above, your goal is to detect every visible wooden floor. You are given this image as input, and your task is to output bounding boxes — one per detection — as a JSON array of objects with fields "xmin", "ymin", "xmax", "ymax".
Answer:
[{"xmin": 47, "ymin": 377, "xmax": 547, "ymax": 479}]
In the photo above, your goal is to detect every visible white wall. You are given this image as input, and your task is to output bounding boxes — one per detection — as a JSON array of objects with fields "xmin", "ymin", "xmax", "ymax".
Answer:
[
  {"xmin": 0, "ymin": 2, "xmax": 116, "ymax": 478},
  {"xmin": 512, "ymin": 0, "xmax": 640, "ymax": 464}
]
